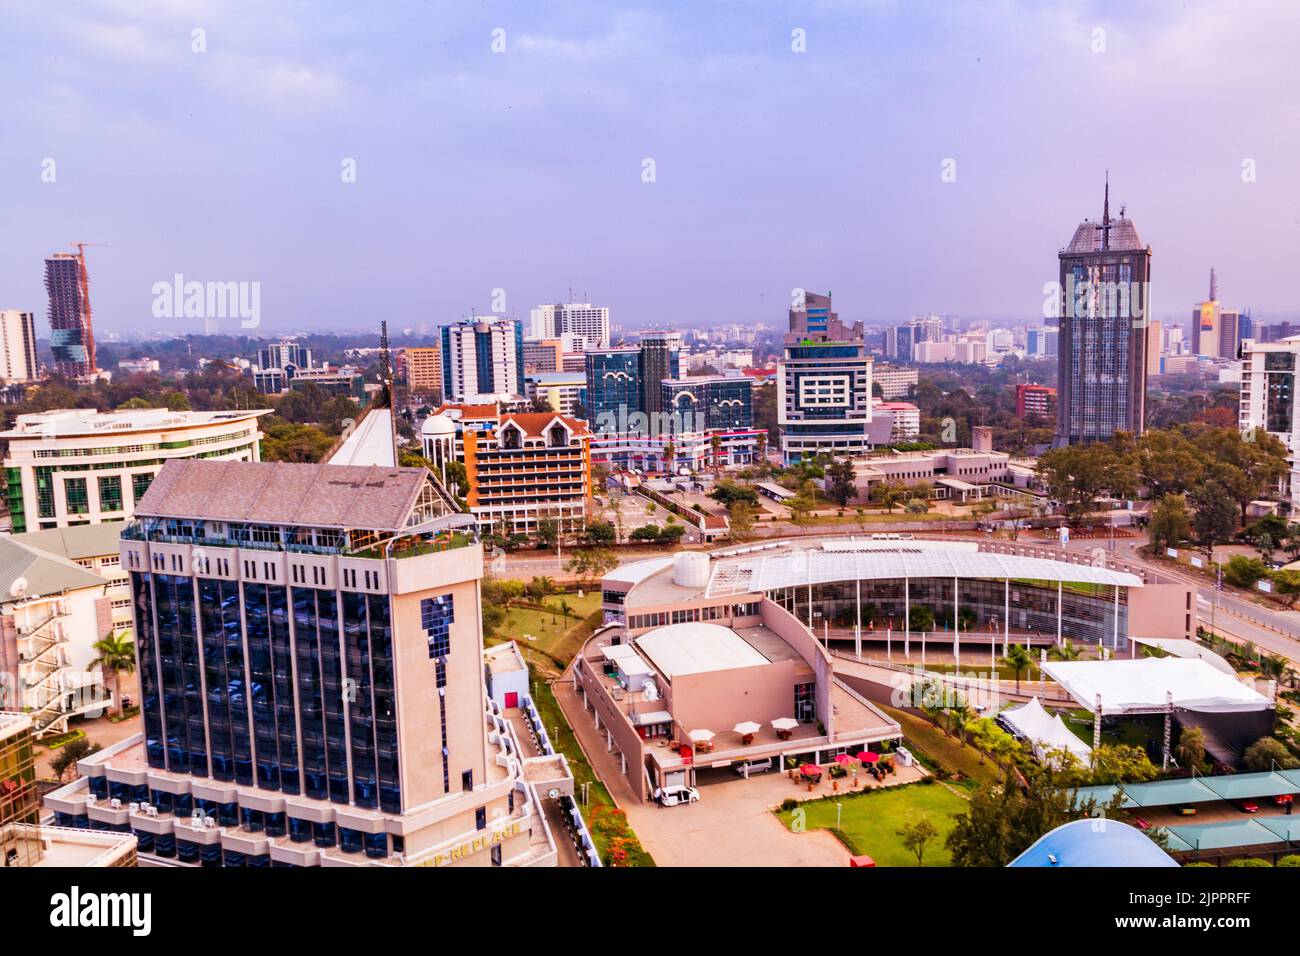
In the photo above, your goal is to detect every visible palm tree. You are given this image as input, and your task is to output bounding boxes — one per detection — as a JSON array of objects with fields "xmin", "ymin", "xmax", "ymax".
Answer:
[
  {"xmin": 663, "ymin": 442, "xmax": 675, "ymax": 476},
  {"xmin": 1002, "ymin": 644, "xmax": 1033, "ymax": 693},
  {"xmin": 710, "ymin": 433, "xmax": 724, "ymax": 477},
  {"xmin": 88, "ymin": 630, "xmax": 136, "ymax": 717},
  {"xmin": 1049, "ymin": 639, "xmax": 1082, "ymax": 662},
  {"xmin": 558, "ymin": 598, "xmax": 573, "ymax": 631}
]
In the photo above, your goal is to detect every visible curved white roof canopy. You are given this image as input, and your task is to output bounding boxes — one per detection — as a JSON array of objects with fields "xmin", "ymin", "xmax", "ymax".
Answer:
[{"xmin": 705, "ymin": 549, "xmax": 1142, "ymax": 597}]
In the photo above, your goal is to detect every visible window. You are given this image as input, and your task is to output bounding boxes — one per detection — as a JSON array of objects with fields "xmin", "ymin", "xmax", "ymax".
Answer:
[
  {"xmin": 462, "ymin": 770, "xmax": 473, "ymax": 792},
  {"xmin": 97, "ymin": 475, "xmax": 123, "ymax": 512},
  {"xmin": 132, "ymin": 472, "xmax": 154, "ymax": 502},
  {"xmin": 421, "ymin": 594, "xmax": 454, "ymax": 659},
  {"xmin": 475, "ymin": 807, "xmax": 487, "ymax": 830},
  {"xmin": 64, "ymin": 477, "xmax": 89, "ymax": 515}
]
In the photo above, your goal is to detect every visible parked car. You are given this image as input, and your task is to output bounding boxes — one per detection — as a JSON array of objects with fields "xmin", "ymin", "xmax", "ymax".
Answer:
[
  {"xmin": 1237, "ymin": 800, "xmax": 1260, "ymax": 813},
  {"xmin": 1174, "ymin": 804, "xmax": 1197, "ymax": 816},
  {"xmin": 1133, "ymin": 817, "xmax": 1152, "ymax": 830},
  {"xmin": 654, "ymin": 785, "xmax": 700, "ymax": 807},
  {"xmin": 734, "ymin": 758, "xmax": 773, "ymax": 777},
  {"xmin": 1274, "ymin": 793, "xmax": 1295, "ymax": 807}
]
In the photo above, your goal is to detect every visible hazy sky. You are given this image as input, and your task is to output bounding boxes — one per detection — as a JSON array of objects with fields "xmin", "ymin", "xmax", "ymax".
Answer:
[{"xmin": 4, "ymin": 0, "xmax": 1299, "ymax": 338}]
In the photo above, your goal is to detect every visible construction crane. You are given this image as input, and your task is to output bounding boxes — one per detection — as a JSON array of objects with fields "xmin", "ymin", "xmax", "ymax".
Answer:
[{"xmin": 67, "ymin": 242, "xmax": 107, "ymax": 373}]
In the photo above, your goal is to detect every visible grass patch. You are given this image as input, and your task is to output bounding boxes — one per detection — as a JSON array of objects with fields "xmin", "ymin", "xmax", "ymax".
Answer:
[
  {"xmin": 879, "ymin": 704, "xmax": 1002, "ymax": 787},
  {"xmin": 40, "ymin": 729, "xmax": 87, "ymax": 750},
  {"xmin": 489, "ymin": 591, "xmax": 603, "ymax": 676},
  {"xmin": 529, "ymin": 678, "xmax": 654, "ymax": 867},
  {"xmin": 775, "ymin": 782, "xmax": 968, "ymax": 866}
]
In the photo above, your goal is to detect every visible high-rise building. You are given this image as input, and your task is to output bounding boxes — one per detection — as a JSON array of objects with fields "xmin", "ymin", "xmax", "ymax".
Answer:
[
  {"xmin": 43, "ymin": 459, "xmax": 564, "ymax": 867},
  {"xmin": 1016, "ymin": 383, "xmax": 1057, "ymax": 420},
  {"xmin": 584, "ymin": 348, "xmax": 642, "ymax": 433},
  {"xmin": 45, "ymin": 251, "xmax": 97, "ymax": 380},
  {"xmin": 778, "ymin": 340, "xmax": 874, "ymax": 462},
  {"xmin": 0, "ymin": 309, "xmax": 38, "ymax": 383},
  {"xmin": 529, "ymin": 303, "xmax": 610, "ymax": 350},
  {"xmin": 253, "ymin": 339, "xmax": 315, "ymax": 393},
  {"xmin": 1146, "ymin": 320, "xmax": 1163, "ymax": 376},
  {"xmin": 440, "ymin": 317, "xmax": 524, "ymax": 403},
  {"xmin": 637, "ymin": 331, "xmax": 682, "ymax": 418},
  {"xmin": 404, "ymin": 345, "xmax": 442, "ymax": 395},
  {"xmin": 1025, "ymin": 325, "xmax": 1059, "ymax": 358},
  {"xmin": 1239, "ymin": 336, "xmax": 1300, "ymax": 512},
  {"xmin": 522, "ymin": 339, "xmax": 565, "ymax": 373},
  {"xmin": 787, "ymin": 291, "xmax": 863, "ymax": 344},
  {"xmin": 1054, "ymin": 179, "xmax": 1152, "ymax": 446},
  {"xmin": 661, "ymin": 376, "xmax": 753, "ymax": 434},
  {"xmin": 1191, "ymin": 269, "xmax": 1242, "ymax": 359}
]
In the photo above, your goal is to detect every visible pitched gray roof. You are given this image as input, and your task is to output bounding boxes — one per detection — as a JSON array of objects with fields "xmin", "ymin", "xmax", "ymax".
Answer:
[
  {"xmin": 1063, "ymin": 217, "xmax": 1146, "ymax": 253},
  {"xmin": 11, "ymin": 522, "xmax": 125, "ymax": 561},
  {"xmin": 0, "ymin": 537, "xmax": 109, "ymax": 602},
  {"xmin": 135, "ymin": 460, "xmax": 429, "ymax": 531}
]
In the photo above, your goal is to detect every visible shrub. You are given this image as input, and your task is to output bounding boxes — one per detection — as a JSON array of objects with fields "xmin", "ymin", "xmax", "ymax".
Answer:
[
  {"xmin": 780, "ymin": 797, "xmax": 799, "ymax": 812},
  {"xmin": 1277, "ymin": 855, "xmax": 1300, "ymax": 867},
  {"xmin": 1226, "ymin": 857, "xmax": 1271, "ymax": 867}
]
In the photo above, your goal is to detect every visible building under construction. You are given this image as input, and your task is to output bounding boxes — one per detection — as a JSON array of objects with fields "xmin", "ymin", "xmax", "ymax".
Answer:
[{"xmin": 44, "ymin": 245, "xmax": 98, "ymax": 380}]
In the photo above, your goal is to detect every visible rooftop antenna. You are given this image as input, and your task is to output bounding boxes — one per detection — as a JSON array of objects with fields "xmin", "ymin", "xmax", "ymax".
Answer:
[
  {"xmin": 1102, "ymin": 171, "xmax": 1111, "ymax": 251},
  {"xmin": 1209, "ymin": 268, "xmax": 1218, "ymax": 302},
  {"xmin": 380, "ymin": 320, "xmax": 400, "ymax": 467}
]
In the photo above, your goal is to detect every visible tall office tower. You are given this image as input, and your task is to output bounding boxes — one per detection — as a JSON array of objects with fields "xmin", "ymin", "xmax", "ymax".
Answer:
[
  {"xmin": 529, "ymin": 303, "xmax": 610, "ymax": 350},
  {"xmin": 1240, "ymin": 309, "xmax": 1254, "ymax": 343},
  {"xmin": 0, "ymin": 309, "xmax": 38, "ymax": 382},
  {"xmin": 404, "ymin": 345, "xmax": 442, "ymax": 395},
  {"xmin": 45, "ymin": 459, "xmax": 560, "ymax": 867},
  {"xmin": 892, "ymin": 323, "xmax": 916, "ymax": 362},
  {"xmin": 1191, "ymin": 268, "xmax": 1241, "ymax": 358},
  {"xmin": 440, "ymin": 317, "xmax": 524, "ymax": 402},
  {"xmin": 44, "ymin": 251, "xmax": 98, "ymax": 380},
  {"xmin": 1239, "ymin": 336, "xmax": 1300, "ymax": 512},
  {"xmin": 777, "ymin": 339, "xmax": 874, "ymax": 462},
  {"xmin": 637, "ymin": 331, "xmax": 682, "ymax": 418},
  {"xmin": 585, "ymin": 348, "xmax": 642, "ymax": 432},
  {"xmin": 786, "ymin": 291, "xmax": 863, "ymax": 344},
  {"xmin": 252, "ymin": 340, "xmax": 315, "ymax": 394},
  {"xmin": 1146, "ymin": 320, "xmax": 1163, "ymax": 375},
  {"xmin": 1054, "ymin": 179, "xmax": 1152, "ymax": 446},
  {"xmin": 522, "ymin": 339, "xmax": 564, "ymax": 373}
]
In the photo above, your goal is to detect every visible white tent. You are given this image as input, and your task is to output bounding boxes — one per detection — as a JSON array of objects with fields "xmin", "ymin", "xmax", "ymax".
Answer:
[
  {"xmin": 1001, "ymin": 697, "xmax": 1091, "ymax": 763},
  {"xmin": 1043, "ymin": 658, "xmax": 1270, "ymax": 715}
]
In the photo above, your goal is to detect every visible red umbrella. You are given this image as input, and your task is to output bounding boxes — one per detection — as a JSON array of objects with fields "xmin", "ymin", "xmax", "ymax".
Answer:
[
  {"xmin": 800, "ymin": 763, "xmax": 822, "ymax": 776},
  {"xmin": 856, "ymin": 751, "xmax": 879, "ymax": 764},
  {"xmin": 834, "ymin": 753, "xmax": 854, "ymax": 765}
]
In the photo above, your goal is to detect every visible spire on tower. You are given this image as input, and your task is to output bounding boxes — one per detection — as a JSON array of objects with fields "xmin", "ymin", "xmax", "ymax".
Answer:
[
  {"xmin": 1102, "ymin": 171, "xmax": 1111, "ymax": 250},
  {"xmin": 1209, "ymin": 268, "xmax": 1218, "ymax": 302}
]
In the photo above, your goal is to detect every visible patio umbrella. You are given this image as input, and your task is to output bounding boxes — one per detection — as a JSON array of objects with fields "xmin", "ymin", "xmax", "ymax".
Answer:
[
  {"xmin": 733, "ymin": 721, "xmax": 762, "ymax": 736},
  {"xmin": 856, "ymin": 751, "xmax": 879, "ymax": 764},
  {"xmin": 771, "ymin": 717, "xmax": 799, "ymax": 731},
  {"xmin": 799, "ymin": 763, "xmax": 822, "ymax": 776},
  {"xmin": 688, "ymin": 728, "xmax": 715, "ymax": 743},
  {"xmin": 834, "ymin": 754, "xmax": 854, "ymax": 765}
]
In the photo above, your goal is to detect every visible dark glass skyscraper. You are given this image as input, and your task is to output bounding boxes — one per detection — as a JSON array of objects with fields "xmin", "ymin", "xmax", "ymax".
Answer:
[
  {"xmin": 44, "ymin": 252, "xmax": 97, "ymax": 380},
  {"xmin": 1055, "ymin": 181, "xmax": 1152, "ymax": 446}
]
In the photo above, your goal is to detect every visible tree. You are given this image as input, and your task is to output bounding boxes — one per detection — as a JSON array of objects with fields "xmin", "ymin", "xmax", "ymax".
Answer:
[
  {"xmin": 565, "ymin": 548, "xmax": 619, "ymax": 590},
  {"xmin": 1222, "ymin": 555, "xmax": 1269, "ymax": 589},
  {"xmin": 1048, "ymin": 639, "xmax": 1082, "ymax": 662},
  {"xmin": 50, "ymin": 737, "xmax": 103, "ymax": 784},
  {"xmin": 526, "ymin": 576, "xmax": 556, "ymax": 602},
  {"xmin": 1036, "ymin": 442, "xmax": 1137, "ymax": 522},
  {"xmin": 1148, "ymin": 494, "xmax": 1192, "ymax": 554},
  {"xmin": 710, "ymin": 433, "xmax": 724, "ymax": 477},
  {"xmin": 1190, "ymin": 479, "xmax": 1239, "ymax": 554},
  {"xmin": 904, "ymin": 498, "xmax": 928, "ymax": 515},
  {"xmin": 582, "ymin": 520, "xmax": 616, "ymax": 546},
  {"xmin": 826, "ymin": 458, "xmax": 857, "ymax": 508},
  {"xmin": 536, "ymin": 517, "xmax": 559, "ymax": 550},
  {"xmin": 1089, "ymin": 744, "xmax": 1160, "ymax": 785},
  {"xmin": 1002, "ymin": 644, "xmax": 1033, "ymax": 693},
  {"xmin": 88, "ymin": 631, "xmax": 136, "ymax": 717},
  {"xmin": 710, "ymin": 481, "xmax": 759, "ymax": 508},
  {"xmin": 1175, "ymin": 726, "xmax": 1206, "ymax": 770},
  {"xmin": 897, "ymin": 817, "xmax": 940, "ymax": 866},
  {"xmin": 1242, "ymin": 737, "xmax": 1300, "ymax": 771},
  {"xmin": 728, "ymin": 500, "xmax": 757, "ymax": 541},
  {"xmin": 909, "ymin": 604, "xmax": 935, "ymax": 633},
  {"xmin": 871, "ymin": 480, "xmax": 905, "ymax": 513},
  {"xmin": 1257, "ymin": 532, "xmax": 1275, "ymax": 563}
]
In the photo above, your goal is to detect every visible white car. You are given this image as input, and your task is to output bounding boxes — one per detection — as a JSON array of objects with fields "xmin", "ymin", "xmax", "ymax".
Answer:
[{"xmin": 654, "ymin": 785, "xmax": 700, "ymax": 807}]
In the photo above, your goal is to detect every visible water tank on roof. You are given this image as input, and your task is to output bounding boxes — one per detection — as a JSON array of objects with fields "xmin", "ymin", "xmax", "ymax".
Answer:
[{"xmin": 674, "ymin": 551, "xmax": 710, "ymax": 588}]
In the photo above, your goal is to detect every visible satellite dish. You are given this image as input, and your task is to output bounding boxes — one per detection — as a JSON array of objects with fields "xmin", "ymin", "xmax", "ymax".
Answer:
[
  {"xmin": 547, "ymin": 788, "xmax": 560, "ymax": 800},
  {"xmin": 9, "ymin": 577, "xmax": 27, "ymax": 599}
]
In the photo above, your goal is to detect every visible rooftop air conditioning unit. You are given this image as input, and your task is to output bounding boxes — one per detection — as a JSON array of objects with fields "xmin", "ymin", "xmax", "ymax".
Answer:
[
  {"xmin": 85, "ymin": 795, "xmax": 97, "ymax": 807},
  {"xmin": 145, "ymin": 805, "xmax": 158, "ymax": 818},
  {"xmin": 129, "ymin": 802, "xmax": 140, "ymax": 813},
  {"xmin": 109, "ymin": 798, "xmax": 121, "ymax": 810},
  {"xmin": 204, "ymin": 817, "xmax": 216, "ymax": 829}
]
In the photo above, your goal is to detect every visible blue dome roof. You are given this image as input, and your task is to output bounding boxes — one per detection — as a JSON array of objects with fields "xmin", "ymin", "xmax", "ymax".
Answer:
[{"xmin": 1009, "ymin": 819, "xmax": 1178, "ymax": 868}]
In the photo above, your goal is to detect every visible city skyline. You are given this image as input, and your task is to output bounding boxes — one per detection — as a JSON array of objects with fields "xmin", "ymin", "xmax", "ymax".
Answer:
[{"xmin": 4, "ymin": 2, "xmax": 1300, "ymax": 335}]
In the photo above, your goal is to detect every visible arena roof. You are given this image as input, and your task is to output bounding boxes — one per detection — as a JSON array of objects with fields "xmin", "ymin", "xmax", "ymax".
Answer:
[
  {"xmin": 634, "ymin": 623, "xmax": 769, "ymax": 677},
  {"xmin": 705, "ymin": 548, "xmax": 1142, "ymax": 597},
  {"xmin": 1043, "ymin": 659, "xmax": 1270, "ymax": 714},
  {"xmin": 1009, "ymin": 819, "xmax": 1177, "ymax": 867}
]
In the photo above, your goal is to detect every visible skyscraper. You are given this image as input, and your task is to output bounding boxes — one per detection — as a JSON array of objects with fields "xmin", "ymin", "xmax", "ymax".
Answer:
[
  {"xmin": 440, "ymin": 317, "xmax": 525, "ymax": 402},
  {"xmin": 1054, "ymin": 179, "xmax": 1152, "ymax": 446},
  {"xmin": 637, "ymin": 331, "xmax": 682, "ymax": 418},
  {"xmin": 528, "ymin": 302, "xmax": 610, "ymax": 350},
  {"xmin": 44, "ymin": 250, "xmax": 98, "ymax": 380},
  {"xmin": 0, "ymin": 309, "xmax": 38, "ymax": 383}
]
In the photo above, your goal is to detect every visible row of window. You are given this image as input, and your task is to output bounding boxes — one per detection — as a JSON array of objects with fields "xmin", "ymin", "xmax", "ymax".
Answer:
[{"xmin": 625, "ymin": 602, "xmax": 760, "ymax": 630}]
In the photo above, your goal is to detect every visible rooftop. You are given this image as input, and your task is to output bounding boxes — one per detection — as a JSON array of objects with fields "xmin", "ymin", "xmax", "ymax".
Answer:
[
  {"xmin": 1063, "ymin": 216, "xmax": 1146, "ymax": 254},
  {"xmin": 10, "ymin": 522, "xmax": 125, "ymax": 561},
  {"xmin": 326, "ymin": 408, "xmax": 395, "ymax": 468},
  {"xmin": 0, "ymin": 407, "xmax": 269, "ymax": 439},
  {"xmin": 1043, "ymin": 658, "xmax": 1271, "ymax": 714},
  {"xmin": 635, "ymin": 622, "xmax": 770, "ymax": 677},
  {"xmin": 134, "ymin": 459, "xmax": 433, "ymax": 532},
  {"xmin": 0, "ymin": 536, "xmax": 110, "ymax": 602}
]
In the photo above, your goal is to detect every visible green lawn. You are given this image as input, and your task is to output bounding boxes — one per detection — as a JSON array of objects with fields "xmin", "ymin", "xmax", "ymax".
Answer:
[
  {"xmin": 880, "ymin": 704, "xmax": 1002, "ymax": 787},
  {"xmin": 488, "ymin": 591, "xmax": 603, "ymax": 675},
  {"xmin": 775, "ymin": 782, "xmax": 968, "ymax": 866}
]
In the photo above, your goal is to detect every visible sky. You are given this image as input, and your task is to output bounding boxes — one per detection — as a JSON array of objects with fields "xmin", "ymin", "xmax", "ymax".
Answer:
[{"xmin": 3, "ymin": 0, "xmax": 1300, "ymax": 338}]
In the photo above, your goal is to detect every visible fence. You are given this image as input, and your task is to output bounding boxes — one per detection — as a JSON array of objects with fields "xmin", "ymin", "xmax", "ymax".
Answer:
[{"xmin": 518, "ymin": 694, "xmax": 602, "ymax": 867}]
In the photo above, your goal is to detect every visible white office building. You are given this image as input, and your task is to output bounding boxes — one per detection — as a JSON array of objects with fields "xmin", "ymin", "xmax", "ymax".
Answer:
[
  {"xmin": 528, "ymin": 303, "xmax": 610, "ymax": 350},
  {"xmin": 441, "ymin": 318, "xmax": 525, "ymax": 403},
  {"xmin": 1, "ymin": 408, "xmax": 269, "ymax": 532},
  {"xmin": 0, "ymin": 310, "xmax": 38, "ymax": 383},
  {"xmin": 1239, "ymin": 336, "xmax": 1300, "ymax": 513}
]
